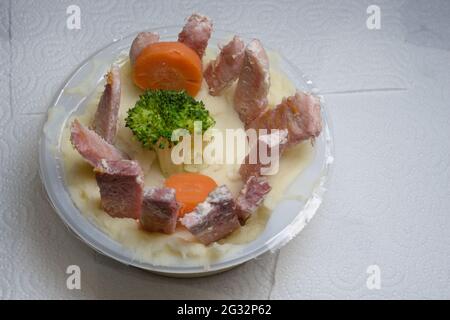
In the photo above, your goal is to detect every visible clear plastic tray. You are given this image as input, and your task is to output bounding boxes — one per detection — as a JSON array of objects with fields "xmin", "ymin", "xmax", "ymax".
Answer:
[{"xmin": 39, "ymin": 26, "xmax": 334, "ymax": 277}]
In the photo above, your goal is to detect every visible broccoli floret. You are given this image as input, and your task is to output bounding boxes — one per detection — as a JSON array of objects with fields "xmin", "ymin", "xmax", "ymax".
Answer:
[{"xmin": 125, "ymin": 89, "xmax": 215, "ymax": 149}]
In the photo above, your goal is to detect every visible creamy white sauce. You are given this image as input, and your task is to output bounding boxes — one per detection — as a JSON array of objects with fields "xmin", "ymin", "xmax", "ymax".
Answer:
[{"xmin": 60, "ymin": 50, "xmax": 314, "ymax": 267}]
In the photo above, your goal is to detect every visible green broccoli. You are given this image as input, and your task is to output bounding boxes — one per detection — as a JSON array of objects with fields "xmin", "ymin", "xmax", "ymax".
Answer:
[
  {"xmin": 126, "ymin": 89, "xmax": 215, "ymax": 148},
  {"xmin": 125, "ymin": 89, "xmax": 215, "ymax": 176}
]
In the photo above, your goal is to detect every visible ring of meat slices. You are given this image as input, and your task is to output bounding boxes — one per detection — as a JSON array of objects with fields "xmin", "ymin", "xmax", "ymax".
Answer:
[{"xmin": 69, "ymin": 13, "xmax": 322, "ymax": 246}]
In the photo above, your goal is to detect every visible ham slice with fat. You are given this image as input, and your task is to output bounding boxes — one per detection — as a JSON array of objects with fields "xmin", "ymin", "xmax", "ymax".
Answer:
[
  {"xmin": 235, "ymin": 176, "xmax": 271, "ymax": 224},
  {"xmin": 178, "ymin": 13, "xmax": 213, "ymax": 58},
  {"xmin": 247, "ymin": 91, "xmax": 322, "ymax": 147},
  {"xmin": 94, "ymin": 159, "xmax": 144, "ymax": 219},
  {"xmin": 240, "ymin": 92, "xmax": 322, "ymax": 180},
  {"xmin": 180, "ymin": 185, "xmax": 240, "ymax": 245},
  {"xmin": 239, "ymin": 129, "xmax": 288, "ymax": 181},
  {"xmin": 70, "ymin": 119, "xmax": 128, "ymax": 167},
  {"xmin": 233, "ymin": 39, "xmax": 270, "ymax": 126},
  {"xmin": 140, "ymin": 187, "xmax": 181, "ymax": 234},
  {"xmin": 93, "ymin": 65, "xmax": 121, "ymax": 143},
  {"xmin": 129, "ymin": 32, "xmax": 160, "ymax": 65},
  {"xmin": 204, "ymin": 36, "xmax": 245, "ymax": 96}
]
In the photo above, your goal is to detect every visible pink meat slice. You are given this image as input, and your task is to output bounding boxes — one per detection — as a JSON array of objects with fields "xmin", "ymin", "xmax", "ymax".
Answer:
[
  {"xmin": 204, "ymin": 36, "xmax": 245, "ymax": 96},
  {"xmin": 70, "ymin": 119, "xmax": 128, "ymax": 167},
  {"xmin": 233, "ymin": 39, "xmax": 270, "ymax": 126},
  {"xmin": 240, "ymin": 92, "xmax": 322, "ymax": 180},
  {"xmin": 140, "ymin": 187, "xmax": 180, "ymax": 234},
  {"xmin": 239, "ymin": 130, "xmax": 288, "ymax": 181},
  {"xmin": 235, "ymin": 176, "xmax": 271, "ymax": 224},
  {"xmin": 180, "ymin": 185, "xmax": 240, "ymax": 245},
  {"xmin": 93, "ymin": 65, "xmax": 121, "ymax": 143},
  {"xmin": 247, "ymin": 91, "xmax": 322, "ymax": 147},
  {"xmin": 94, "ymin": 159, "xmax": 144, "ymax": 219},
  {"xmin": 178, "ymin": 13, "xmax": 213, "ymax": 58},
  {"xmin": 129, "ymin": 32, "xmax": 160, "ymax": 65}
]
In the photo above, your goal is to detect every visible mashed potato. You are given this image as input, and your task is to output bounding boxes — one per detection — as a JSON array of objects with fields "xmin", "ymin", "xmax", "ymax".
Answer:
[{"xmin": 60, "ymin": 51, "xmax": 314, "ymax": 267}]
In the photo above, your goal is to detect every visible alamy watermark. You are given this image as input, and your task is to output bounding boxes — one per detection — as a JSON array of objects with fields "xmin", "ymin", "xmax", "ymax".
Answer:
[
  {"xmin": 366, "ymin": 5, "xmax": 381, "ymax": 30},
  {"xmin": 366, "ymin": 264, "xmax": 381, "ymax": 290},
  {"xmin": 169, "ymin": 122, "xmax": 287, "ymax": 176},
  {"xmin": 66, "ymin": 265, "xmax": 81, "ymax": 290},
  {"xmin": 66, "ymin": 5, "xmax": 81, "ymax": 30}
]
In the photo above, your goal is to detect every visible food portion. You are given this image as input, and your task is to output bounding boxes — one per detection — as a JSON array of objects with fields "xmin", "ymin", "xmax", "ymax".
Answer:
[
  {"xmin": 93, "ymin": 65, "xmax": 121, "ymax": 143},
  {"xmin": 133, "ymin": 42, "xmax": 203, "ymax": 96},
  {"xmin": 239, "ymin": 130, "xmax": 288, "ymax": 181},
  {"xmin": 235, "ymin": 176, "xmax": 271, "ymax": 225},
  {"xmin": 140, "ymin": 187, "xmax": 180, "ymax": 234},
  {"xmin": 180, "ymin": 185, "xmax": 240, "ymax": 245},
  {"xmin": 70, "ymin": 119, "xmax": 128, "ymax": 167},
  {"xmin": 247, "ymin": 91, "xmax": 323, "ymax": 147},
  {"xmin": 178, "ymin": 13, "xmax": 213, "ymax": 58},
  {"xmin": 204, "ymin": 36, "xmax": 245, "ymax": 96},
  {"xmin": 62, "ymin": 13, "xmax": 323, "ymax": 266},
  {"xmin": 165, "ymin": 173, "xmax": 218, "ymax": 216},
  {"xmin": 234, "ymin": 39, "xmax": 271, "ymax": 126},
  {"xmin": 125, "ymin": 90, "xmax": 215, "ymax": 176},
  {"xmin": 94, "ymin": 159, "xmax": 144, "ymax": 219},
  {"xmin": 240, "ymin": 92, "xmax": 322, "ymax": 180},
  {"xmin": 129, "ymin": 32, "xmax": 160, "ymax": 65}
]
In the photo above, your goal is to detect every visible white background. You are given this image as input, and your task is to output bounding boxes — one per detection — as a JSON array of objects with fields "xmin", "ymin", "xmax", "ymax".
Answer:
[{"xmin": 0, "ymin": 0, "xmax": 449, "ymax": 299}]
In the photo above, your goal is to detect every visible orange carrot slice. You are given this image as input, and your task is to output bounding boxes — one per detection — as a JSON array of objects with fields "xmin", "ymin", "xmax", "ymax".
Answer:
[
  {"xmin": 133, "ymin": 41, "xmax": 203, "ymax": 96},
  {"xmin": 165, "ymin": 173, "xmax": 217, "ymax": 216}
]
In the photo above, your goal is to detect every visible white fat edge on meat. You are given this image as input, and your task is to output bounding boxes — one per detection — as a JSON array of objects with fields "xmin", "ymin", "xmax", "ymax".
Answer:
[
  {"xmin": 161, "ymin": 188, "xmax": 177, "ymax": 201},
  {"xmin": 144, "ymin": 187, "xmax": 176, "ymax": 201},
  {"xmin": 136, "ymin": 175, "xmax": 144, "ymax": 185},
  {"xmin": 181, "ymin": 201, "xmax": 214, "ymax": 229},
  {"xmin": 109, "ymin": 64, "xmax": 121, "ymax": 93},
  {"xmin": 144, "ymin": 187, "xmax": 156, "ymax": 197},
  {"xmin": 181, "ymin": 186, "xmax": 232, "ymax": 227},
  {"xmin": 60, "ymin": 48, "xmax": 315, "ymax": 267},
  {"xmin": 98, "ymin": 159, "xmax": 110, "ymax": 172},
  {"xmin": 207, "ymin": 185, "xmax": 232, "ymax": 202}
]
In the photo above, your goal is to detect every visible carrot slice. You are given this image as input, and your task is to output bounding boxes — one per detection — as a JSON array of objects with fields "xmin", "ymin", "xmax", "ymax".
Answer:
[
  {"xmin": 165, "ymin": 173, "xmax": 217, "ymax": 216},
  {"xmin": 133, "ymin": 41, "xmax": 203, "ymax": 96}
]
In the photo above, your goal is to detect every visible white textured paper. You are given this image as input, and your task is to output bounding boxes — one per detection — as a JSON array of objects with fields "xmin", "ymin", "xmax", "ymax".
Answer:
[{"xmin": 0, "ymin": 0, "xmax": 449, "ymax": 299}]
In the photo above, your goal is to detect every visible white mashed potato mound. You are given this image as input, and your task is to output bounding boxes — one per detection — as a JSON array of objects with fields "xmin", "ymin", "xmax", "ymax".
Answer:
[{"xmin": 60, "ymin": 50, "xmax": 314, "ymax": 267}]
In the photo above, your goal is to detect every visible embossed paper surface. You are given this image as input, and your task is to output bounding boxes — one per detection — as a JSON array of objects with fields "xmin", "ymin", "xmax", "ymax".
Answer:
[{"xmin": 0, "ymin": 0, "xmax": 449, "ymax": 299}]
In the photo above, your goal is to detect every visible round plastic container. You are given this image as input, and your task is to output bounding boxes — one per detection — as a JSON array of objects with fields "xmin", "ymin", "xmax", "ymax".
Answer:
[{"xmin": 39, "ymin": 26, "xmax": 334, "ymax": 277}]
